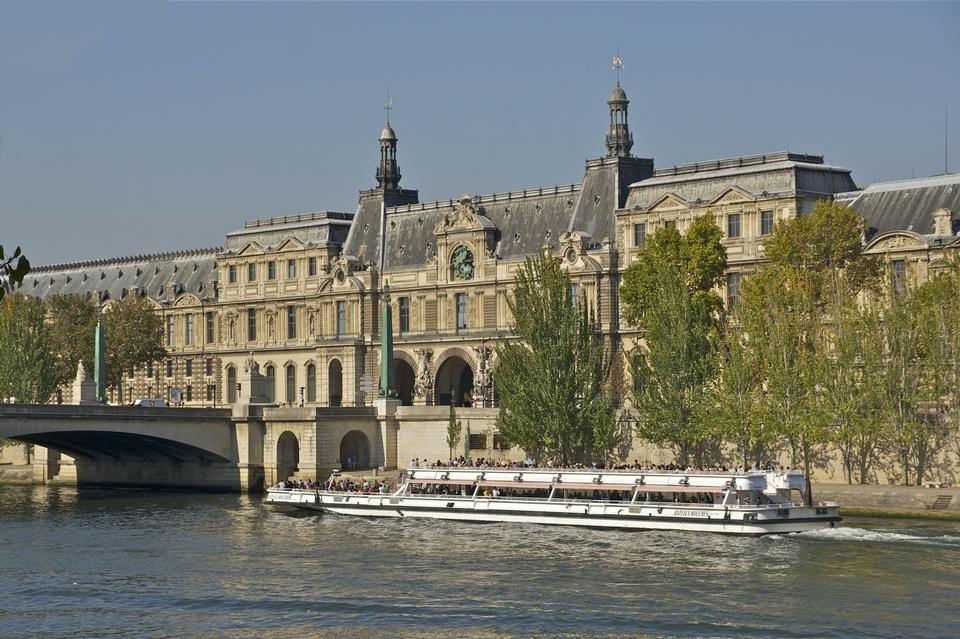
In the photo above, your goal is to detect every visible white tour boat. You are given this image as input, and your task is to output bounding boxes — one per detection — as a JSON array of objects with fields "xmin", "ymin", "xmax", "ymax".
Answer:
[{"xmin": 266, "ymin": 467, "xmax": 841, "ymax": 535}]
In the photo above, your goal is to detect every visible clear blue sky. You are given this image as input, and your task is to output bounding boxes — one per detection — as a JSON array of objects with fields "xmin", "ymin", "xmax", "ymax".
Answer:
[{"xmin": 2, "ymin": 1, "xmax": 958, "ymax": 265}]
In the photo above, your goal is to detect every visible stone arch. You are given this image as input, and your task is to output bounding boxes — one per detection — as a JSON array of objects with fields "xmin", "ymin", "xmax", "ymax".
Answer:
[
  {"xmin": 393, "ymin": 350, "xmax": 418, "ymax": 406},
  {"xmin": 339, "ymin": 430, "xmax": 371, "ymax": 470},
  {"xmin": 434, "ymin": 347, "xmax": 477, "ymax": 407},
  {"xmin": 276, "ymin": 431, "xmax": 300, "ymax": 481},
  {"xmin": 328, "ymin": 358, "xmax": 343, "ymax": 407},
  {"xmin": 226, "ymin": 365, "xmax": 237, "ymax": 404}
]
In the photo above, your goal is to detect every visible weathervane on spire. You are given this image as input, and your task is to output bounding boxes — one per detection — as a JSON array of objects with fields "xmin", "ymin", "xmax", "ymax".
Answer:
[
  {"xmin": 612, "ymin": 50, "xmax": 623, "ymax": 86},
  {"xmin": 384, "ymin": 86, "xmax": 393, "ymax": 125}
]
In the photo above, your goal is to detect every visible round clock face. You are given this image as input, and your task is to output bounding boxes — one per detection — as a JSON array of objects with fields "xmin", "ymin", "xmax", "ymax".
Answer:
[{"xmin": 451, "ymin": 245, "xmax": 474, "ymax": 280}]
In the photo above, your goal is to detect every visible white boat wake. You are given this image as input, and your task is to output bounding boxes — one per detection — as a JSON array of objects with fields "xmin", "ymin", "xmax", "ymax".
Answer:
[{"xmin": 772, "ymin": 526, "xmax": 960, "ymax": 546}]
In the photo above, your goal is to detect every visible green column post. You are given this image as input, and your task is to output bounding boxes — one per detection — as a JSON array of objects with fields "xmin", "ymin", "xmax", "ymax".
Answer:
[
  {"xmin": 378, "ymin": 283, "xmax": 398, "ymax": 399},
  {"xmin": 94, "ymin": 309, "xmax": 106, "ymax": 404}
]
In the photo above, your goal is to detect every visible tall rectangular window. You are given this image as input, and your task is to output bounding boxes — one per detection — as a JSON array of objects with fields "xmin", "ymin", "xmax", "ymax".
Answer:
[
  {"xmin": 727, "ymin": 213, "xmax": 741, "ymax": 238},
  {"xmin": 308, "ymin": 256, "xmax": 317, "ymax": 276},
  {"xmin": 166, "ymin": 360, "xmax": 173, "ymax": 378},
  {"xmin": 892, "ymin": 260, "xmax": 907, "ymax": 297},
  {"xmin": 147, "ymin": 362, "xmax": 154, "ymax": 378},
  {"xmin": 287, "ymin": 259, "xmax": 297, "ymax": 278},
  {"xmin": 205, "ymin": 311, "xmax": 215, "ymax": 344},
  {"xmin": 186, "ymin": 385, "xmax": 192, "ymax": 402},
  {"xmin": 185, "ymin": 314, "xmax": 194, "ymax": 345},
  {"xmin": 664, "ymin": 220, "xmax": 677, "ymax": 230},
  {"xmin": 760, "ymin": 210, "xmax": 774, "ymax": 236},
  {"xmin": 247, "ymin": 263, "xmax": 257, "ymax": 282},
  {"xmin": 336, "ymin": 301, "xmax": 347, "ymax": 337},
  {"xmin": 570, "ymin": 283, "xmax": 580, "ymax": 309},
  {"xmin": 267, "ymin": 261, "xmax": 276, "ymax": 280},
  {"xmin": 166, "ymin": 316, "xmax": 174, "ymax": 346},
  {"xmin": 228, "ymin": 265, "xmax": 237, "ymax": 284},
  {"xmin": 247, "ymin": 308, "xmax": 257, "ymax": 341},
  {"xmin": 633, "ymin": 223, "xmax": 646, "ymax": 247},
  {"xmin": 205, "ymin": 358, "xmax": 213, "ymax": 376},
  {"xmin": 727, "ymin": 272, "xmax": 742, "ymax": 309},
  {"xmin": 455, "ymin": 293, "xmax": 467, "ymax": 332},
  {"xmin": 206, "ymin": 384, "xmax": 214, "ymax": 401},
  {"xmin": 287, "ymin": 305, "xmax": 297, "ymax": 339},
  {"xmin": 185, "ymin": 359, "xmax": 193, "ymax": 377},
  {"xmin": 398, "ymin": 297, "xmax": 410, "ymax": 334}
]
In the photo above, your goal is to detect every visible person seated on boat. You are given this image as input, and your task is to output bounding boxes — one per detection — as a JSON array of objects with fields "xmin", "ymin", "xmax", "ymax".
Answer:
[{"xmin": 491, "ymin": 488, "xmax": 500, "ymax": 498}]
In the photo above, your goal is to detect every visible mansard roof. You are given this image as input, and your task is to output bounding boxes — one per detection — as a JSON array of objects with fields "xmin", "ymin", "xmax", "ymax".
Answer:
[
  {"xmin": 19, "ymin": 247, "xmax": 220, "ymax": 304},
  {"xmin": 381, "ymin": 184, "xmax": 582, "ymax": 270},
  {"xmin": 624, "ymin": 151, "xmax": 856, "ymax": 210},
  {"xmin": 224, "ymin": 211, "xmax": 352, "ymax": 252},
  {"xmin": 834, "ymin": 173, "xmax": 960, "ymax": 239}
]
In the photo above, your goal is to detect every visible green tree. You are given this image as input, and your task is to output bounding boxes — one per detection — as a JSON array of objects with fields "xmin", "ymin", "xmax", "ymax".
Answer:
[
  {"xmin": 621, "ymin": 214, "xmax": 727, "ymax": 466},
  {"xmin": 0, "ymin": 294, "xmax": 58, "ymax": 403},
  {"xmin": 446, "ymin": 404, "xmax": 462, "ymax": 460},
  {"xmin": 47, "ymin": 294, "xmax": 97, "ymax": 387},
  {"xmin": 494, "ymin": 250, "xmax": 621, "ymax": 465},
  {"xmin": 0, "ymin": 245, "xmax": 30, "ymax": 302},
  {"xmin": 704, "ymin": 318, "xmax": 771, "ymax": 469},
  {"xmin": 103, "ymin": 296, "xmax": 166, "ymax": 401}
]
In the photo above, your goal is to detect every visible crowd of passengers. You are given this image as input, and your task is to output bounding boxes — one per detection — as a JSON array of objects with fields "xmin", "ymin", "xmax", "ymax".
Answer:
[
  {"xmin": 274, "ymin": 478, "xmax": 389, "ymax": 494},
  {"xmin": 408, "ymin": 457, "xmax": 784, "ymax": 473}
]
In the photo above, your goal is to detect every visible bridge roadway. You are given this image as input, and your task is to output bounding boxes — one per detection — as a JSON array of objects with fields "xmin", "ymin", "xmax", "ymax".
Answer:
[{"xmin": 0, "ymin": 404, "xmax": 265, "ymax": 491}]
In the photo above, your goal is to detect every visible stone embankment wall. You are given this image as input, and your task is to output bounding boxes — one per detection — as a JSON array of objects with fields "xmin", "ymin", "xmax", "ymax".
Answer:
[{"xmin": 813, "ymin": 483, "xmax": 960, "ymax": 515}]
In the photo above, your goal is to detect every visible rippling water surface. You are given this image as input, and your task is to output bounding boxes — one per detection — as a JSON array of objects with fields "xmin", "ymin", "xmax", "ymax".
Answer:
[{"xmin": 1, "ymin": 484, "xmax": 959, "ymax": 638}]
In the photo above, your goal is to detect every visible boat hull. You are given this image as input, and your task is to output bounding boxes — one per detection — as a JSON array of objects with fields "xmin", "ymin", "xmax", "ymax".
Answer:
[{"xmin": 266, "ymin": 490, "xmax": 840, "ymax": 535}]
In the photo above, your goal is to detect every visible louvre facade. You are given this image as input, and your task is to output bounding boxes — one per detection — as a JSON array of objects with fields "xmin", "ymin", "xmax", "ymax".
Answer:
[{"xmin": 20, "ymin": 82, "xmax": 960, "ymax": 413}]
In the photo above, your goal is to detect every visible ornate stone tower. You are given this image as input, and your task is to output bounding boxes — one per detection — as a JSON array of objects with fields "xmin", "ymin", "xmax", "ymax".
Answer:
[
  {"xmin": 376, "ymin": 123, "xmax": 401, "ymax": 190},
  {"xmin": 605, "ymin": 83, "xmax": 634, "ymax": 158}
]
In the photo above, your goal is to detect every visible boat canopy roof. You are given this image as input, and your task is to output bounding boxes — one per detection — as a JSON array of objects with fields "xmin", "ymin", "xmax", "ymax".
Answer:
[{"xmin": 403, "ymin": 468, "xmax": 784, "ymax": 492}]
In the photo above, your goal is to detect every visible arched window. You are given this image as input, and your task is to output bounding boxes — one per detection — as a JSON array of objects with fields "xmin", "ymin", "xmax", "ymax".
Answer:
[
  {"xmin": 285, "ymin": 364, "xmax": 296, "ymax": 405},
  {"xmin": 329, "ymin": 359, "xmax": 343, "ymax": 407},
  {"xmin": 306, "ymin": 364, "xmax": 316, "ymax": 403},
  {"xmin": 226, "ymin": 366, "xmax": 237, "ymax": 403},
  {"xmin": 265, "ymin": 365, "xmax": 275, "ymax": 403}
]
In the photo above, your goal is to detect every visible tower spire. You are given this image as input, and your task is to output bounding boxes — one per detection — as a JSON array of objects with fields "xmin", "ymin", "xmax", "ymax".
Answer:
[
  {"xmin": 376, "ymin": 93, "xmax": 401, "ymax": 190},
  {"xmin": 605, "ymin": 54, "xmax": 633, "ymax": 158}
]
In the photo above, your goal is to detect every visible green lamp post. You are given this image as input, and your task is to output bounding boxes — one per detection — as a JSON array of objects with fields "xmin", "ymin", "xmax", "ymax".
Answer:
[{"xmin": 378, "ymin": 283, "xmax": 399, "ymax": 399}]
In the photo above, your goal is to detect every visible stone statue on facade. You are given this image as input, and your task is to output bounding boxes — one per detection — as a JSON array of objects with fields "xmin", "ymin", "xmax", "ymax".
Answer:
[
  {"xmin": 473, "ymin": 345, "xmax": 493, "ymax": 407},
  {"xmin": 413, "ymin": 348, "xmax": 433, "ymax": 399}
]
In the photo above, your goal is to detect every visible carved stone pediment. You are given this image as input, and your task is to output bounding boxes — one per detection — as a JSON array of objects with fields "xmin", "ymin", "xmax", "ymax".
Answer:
[{"xmin": 433, "ymin": 195, "xmax": 498, "ymax": 235}]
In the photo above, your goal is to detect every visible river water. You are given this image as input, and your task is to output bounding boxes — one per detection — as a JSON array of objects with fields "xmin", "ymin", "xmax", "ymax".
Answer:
[{"xmin": 1, "ymin": 485, "xmax": 958, "ymax": 639}]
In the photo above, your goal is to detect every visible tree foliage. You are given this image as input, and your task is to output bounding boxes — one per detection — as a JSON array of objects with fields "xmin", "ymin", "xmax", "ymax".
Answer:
[
  {"xmin": 0, "ymin": 245, "xmax": 30, "ymax": 302},
  {"xmin": 494, "ymin": 250, "xmax": 622, "ymax": 465},
  {"xmin": 47, "ymin": 294, "xmax": 97, "ymax": 387},
  {"xmin": 0, "ymin": 294, "xmax": 58, "ymax": 403},
  {"xmin": 103, "ymin": 296, "xmax": 166, "ymax": 398},
  {"xmin": 446, "ymin": 405, "xmax": 462, "ymax": 459},
  {"xmin": 622, "ymin": 214, "xmax": 727, "ymax": 466}
]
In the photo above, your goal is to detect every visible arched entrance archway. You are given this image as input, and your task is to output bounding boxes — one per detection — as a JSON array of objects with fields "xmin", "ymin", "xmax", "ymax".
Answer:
[
  {"xmin": 434, "ymin": 356, "xmax": 474, "ymax": 406},
  {"xmin": 329, "ymin": 359, "xmax": 343, "ymax": 407},
  {"xmin": 394, "ymin": 359, "xmax": 415, "ymax": 406},
  {"xmin": 340, "ymin": 430, "xmax": 371, "ymax": 470},
  {"xmin": 276, "ymin": 431, "xmax": 299, "ymax": 482}
]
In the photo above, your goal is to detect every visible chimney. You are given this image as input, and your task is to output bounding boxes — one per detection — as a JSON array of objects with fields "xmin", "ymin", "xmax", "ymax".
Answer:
[{"xmin": 932, "ymin": 208, "xmax": 953, "ymax": 236}]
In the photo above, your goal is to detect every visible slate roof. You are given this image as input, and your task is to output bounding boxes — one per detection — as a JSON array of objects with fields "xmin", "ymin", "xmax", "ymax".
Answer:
[
  {"xmin": 224, "ymin": 211, "xmax": 352, "ymax": 253},
  {"xmin": 624, "ymin": 151, "xmax": 856, "ymax": 210},
  {"xmin": 20, "ymin": 247, "xmax": 221, "ymax": 304},
  {"xmin": 834, "ymin": 173, "xmax": 960, "ymax": 238},
  {"xmin": 381, "ymin": 184, "xmax": 582, "ymax": 271}
]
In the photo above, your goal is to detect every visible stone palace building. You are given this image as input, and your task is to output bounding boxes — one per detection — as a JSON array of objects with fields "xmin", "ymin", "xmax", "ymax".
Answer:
[{"xmin": 18, "ymin": 82, "xmax": 960, "ymax": 470}]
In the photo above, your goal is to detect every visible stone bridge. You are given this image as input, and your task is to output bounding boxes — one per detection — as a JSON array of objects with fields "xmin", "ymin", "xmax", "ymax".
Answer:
[{"xmin": 0, "ymin": 403, "xmax": 399, "ymax": 492}]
